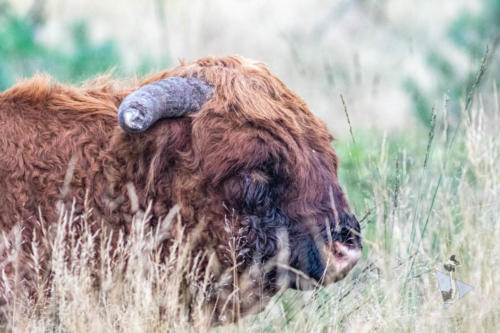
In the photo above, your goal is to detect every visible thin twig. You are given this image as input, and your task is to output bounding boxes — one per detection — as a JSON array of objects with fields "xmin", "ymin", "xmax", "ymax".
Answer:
[
  {"xmin": 340, "ymin": 94, "xmax": 356, "ymax": 144},
  {"xmin": 465, "ymin": 45, "xmax": 489, "ymax": 114},
  {"xmin": 423, "ymin": 106, "xmax": 437, "ymax": 169}
]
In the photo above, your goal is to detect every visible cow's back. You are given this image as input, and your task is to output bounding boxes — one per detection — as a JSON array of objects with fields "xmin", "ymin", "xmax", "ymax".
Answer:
[{"xmin": 0, "ymin": 76, "xmax": 119, "ymax": 231}]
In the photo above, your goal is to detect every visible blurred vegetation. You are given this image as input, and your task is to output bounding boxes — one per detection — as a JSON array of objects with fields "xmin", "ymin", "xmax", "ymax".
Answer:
[
  {"xmin": 335, "ymin": 126, "xmax": 470, "ymax": 240},
  {"xmin": 405, "ymin": 0, "xmax": 500, "ymax": 125},
  {"xmin": 0, "ymin": 1, "xmax": 121, "ymax": 90}
]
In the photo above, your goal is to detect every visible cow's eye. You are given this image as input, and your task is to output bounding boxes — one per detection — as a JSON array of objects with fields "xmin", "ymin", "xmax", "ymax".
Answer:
[
  {"xmin": 241, "ymin": 171, "xmax": 274, "ymax": 214},
  {"xmin": 224, "ymin": 171, "xmax": 274, "ymax": 215}
]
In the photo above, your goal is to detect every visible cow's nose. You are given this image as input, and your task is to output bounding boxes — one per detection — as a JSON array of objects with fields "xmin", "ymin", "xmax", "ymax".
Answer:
[{"xmin": 332, "ymin": 241, "xmax": 361, "ymax": 277}]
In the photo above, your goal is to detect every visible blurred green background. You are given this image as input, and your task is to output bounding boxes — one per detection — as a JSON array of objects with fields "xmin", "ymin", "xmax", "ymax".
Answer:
[{"xmin": 2, "ymin": 0, "xmax": 498, "ymax": 128}]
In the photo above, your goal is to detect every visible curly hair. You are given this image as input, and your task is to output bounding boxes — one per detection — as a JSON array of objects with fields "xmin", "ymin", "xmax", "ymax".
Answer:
[{"xmin": 0, "ymin": 56, "xmax": 361, "ymax": 323}]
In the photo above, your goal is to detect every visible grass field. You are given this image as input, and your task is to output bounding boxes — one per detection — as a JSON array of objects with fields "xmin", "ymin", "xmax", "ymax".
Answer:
[{"xmin": 2, "ymin": 83, "xmax": 499, "ymax": 332}]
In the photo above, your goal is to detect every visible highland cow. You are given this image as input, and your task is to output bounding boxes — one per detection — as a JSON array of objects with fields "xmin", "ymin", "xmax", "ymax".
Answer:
[{"xmin": 0, "ymin": 56, "xmax": 361, "ymax": 322}]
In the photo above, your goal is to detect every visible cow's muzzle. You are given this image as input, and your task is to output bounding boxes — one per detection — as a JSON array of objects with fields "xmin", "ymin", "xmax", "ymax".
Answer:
[{"xmin": 290, "ymin": 239, "xmax": 361, "ymax": 290}]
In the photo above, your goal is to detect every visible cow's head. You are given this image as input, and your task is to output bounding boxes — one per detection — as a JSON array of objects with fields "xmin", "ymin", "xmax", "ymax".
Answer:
[{"xmin": 118, "ymin": 57, "xmax": 361, "ymax": 314}]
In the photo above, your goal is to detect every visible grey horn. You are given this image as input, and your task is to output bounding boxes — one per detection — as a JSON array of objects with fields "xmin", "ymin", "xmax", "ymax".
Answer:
[{"xmin": 118, "ymin": 77, "xmax": 214, "ymax": 133}]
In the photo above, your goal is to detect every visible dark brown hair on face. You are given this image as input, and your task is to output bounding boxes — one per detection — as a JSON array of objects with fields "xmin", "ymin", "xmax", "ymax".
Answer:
[{"xmin": 154, "ymin": 56, "xmax": 362, "ymax": 290}]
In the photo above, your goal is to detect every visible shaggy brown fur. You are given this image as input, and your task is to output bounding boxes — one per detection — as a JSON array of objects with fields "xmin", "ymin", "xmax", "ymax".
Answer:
[{"xmin": 0, "ymin": 56, "xmax": 361, "ymax": 322}]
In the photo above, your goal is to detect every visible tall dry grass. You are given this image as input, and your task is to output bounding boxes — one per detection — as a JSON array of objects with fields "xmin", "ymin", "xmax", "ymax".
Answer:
[{"xmin": 1, "ymin": 89, "xmax": 499, "ymax": 332}]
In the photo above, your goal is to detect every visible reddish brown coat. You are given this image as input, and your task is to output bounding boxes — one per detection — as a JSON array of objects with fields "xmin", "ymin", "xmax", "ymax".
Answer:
[{"xmin": 0, "ymin": 56, "xmax": 360, "ymax": 322}]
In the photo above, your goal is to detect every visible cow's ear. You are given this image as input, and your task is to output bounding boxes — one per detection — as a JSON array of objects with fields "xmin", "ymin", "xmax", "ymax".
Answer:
[{"xmin": 223, "ymin": 170, "xmax": 275, "ymax": 216}]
